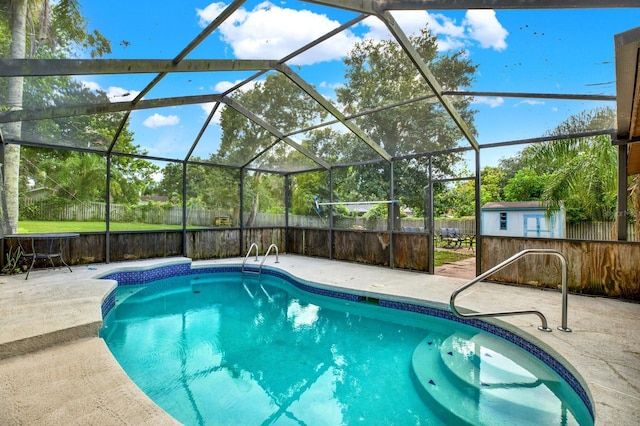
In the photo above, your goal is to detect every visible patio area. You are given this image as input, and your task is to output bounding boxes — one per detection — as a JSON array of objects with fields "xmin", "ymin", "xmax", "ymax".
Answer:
[{"xmin": 0, "ymin": 255, "xmax": 639, "ymax": 425}]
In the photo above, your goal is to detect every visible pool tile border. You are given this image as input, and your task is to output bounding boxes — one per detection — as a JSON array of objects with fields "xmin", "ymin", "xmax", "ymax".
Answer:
[
  {"xmin": 100, "ymin": 262, "xmax": 593, "ymax": 421},
  {"xmin": 379, "ymin": 299, "xmax": 592, "ymax": 419}
]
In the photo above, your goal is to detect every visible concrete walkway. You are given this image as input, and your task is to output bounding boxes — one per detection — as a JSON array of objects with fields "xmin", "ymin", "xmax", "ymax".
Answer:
[
  {"xmin": 1, "ymin": 255, "xmax": 639, "ymax": 425},
  {"xmin": 434, "ymin": 252, "xmax": 476, "ymax": 279}
]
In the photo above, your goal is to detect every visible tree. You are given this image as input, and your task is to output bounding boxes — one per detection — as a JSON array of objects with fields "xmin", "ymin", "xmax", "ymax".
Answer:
[
  {"xmin": 213, "ymin": 26, "xmax": 477, "ymax": 223},
  {"xmin": 17, "ymin": 80, "xmax": 157, "ymax": 207},
  {"xmin": 523, "ymin": 108, "xmax": 618, "ymax": 224},
  {"xmin": 3, "ymin": 0, "xmax": 29, "ymax": 233},
  {"xmin": 440, "ymin": 179, "xmax": 475, "ymax": 218},
  {"xmin": 290, "ymin": 171, "xmax": 330, "ymax": 216},
  {"xmin": 217, "ymin": 73, "xmax": 326, "ymax": 225},
  {"xmin": 2, "ymin": 0, "xmax": 110, "ymax": 232},
  {"xmin": 479, "ymin": 166, "xmax": 505, "ymax": 206},
  {"xmin": 503, "ymin": 169, "xmax": 550, "ymax": 202},
  {"xmin": 335, "ymin": 28, "xmax": 478, "ymax": 210}
]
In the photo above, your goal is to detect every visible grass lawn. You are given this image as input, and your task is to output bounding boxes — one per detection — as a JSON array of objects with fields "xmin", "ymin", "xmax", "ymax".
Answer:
[
  {"xmin": 434, "ymin": 249, "xmax": 474, "ymax": 267},
  {"xmin": 18, "ymin": 221, "xmax": 185, "ymax": 233}
]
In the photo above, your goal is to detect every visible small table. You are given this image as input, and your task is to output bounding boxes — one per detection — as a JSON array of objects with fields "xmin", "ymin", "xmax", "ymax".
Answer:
[{"xmin": 5, "ymin": 233, "xmax": 79, "ymax": 279}]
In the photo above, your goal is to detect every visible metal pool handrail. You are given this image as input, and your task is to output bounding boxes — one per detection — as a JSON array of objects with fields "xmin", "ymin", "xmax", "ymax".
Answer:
[
  {"xmin": 259, "ymin": 244, "xmax": 279, "ymax": 274},
  {"xmin": 242, "ymin": 242, "xmax": 259, "ymax": 273},
  {"xmin": 449, "ymin": 248, "xmax": 571, "ymax": 332}
]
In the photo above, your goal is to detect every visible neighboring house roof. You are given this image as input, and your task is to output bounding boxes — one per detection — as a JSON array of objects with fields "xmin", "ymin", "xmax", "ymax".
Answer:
[
  {"xmin": 344, "ymin": 203, "xmax": 374, "ymax": 214},
  {"xmin": 25, "ymin": 187, "xmax": 54, "ymax": 200},
  {"xmin": 481, "ymin": 201, "xmax": 551, "ymax": 210}
]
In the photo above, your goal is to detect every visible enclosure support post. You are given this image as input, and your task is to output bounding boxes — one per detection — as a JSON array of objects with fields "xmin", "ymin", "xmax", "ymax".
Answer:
[
  {"xmin": 617, "ymin": 140, "xmax": 628, "ymax": 241},
  {"xmin": 389, "ymin": 160, "xmax": 395, "ymax": 269},
  {"xmin": 427, "ymin": 155, "xmax": 434, "ymax": 275},
  {"xmin": 239, "ymin": 169, "xmax": 245, "ymax": 256},
  {"xmin": 284, "ymin": 174, "xmax": 290, "ymax": 253},
  {"xmin": 329, "ymin": 168, "xmax": 334, "ymax": 260},
  {"xmin": 182, "ymin": 161, "xmax": 188, "ymax": 257},
  {"xmin": 0, "ymin": 133, "xmax": 5, "ymax": 266},
  {"xmin": 475, "ymin": 149, "xmax": 482, "ymax": 276},
  {"xmin": 105, "ymin": 155, "xmax": 111, "ymax": 263}
]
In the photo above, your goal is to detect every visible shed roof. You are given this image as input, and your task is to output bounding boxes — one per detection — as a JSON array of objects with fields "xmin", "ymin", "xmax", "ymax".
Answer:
[{"xmin": 482, "ymin": 201, "xmax": 549, "ymax": 210}]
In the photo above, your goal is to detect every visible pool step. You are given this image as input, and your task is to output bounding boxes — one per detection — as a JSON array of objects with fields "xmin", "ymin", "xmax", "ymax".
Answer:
[
  {"xmin": 411, "ymin": 334, "xmax": 477, "ymax": 425},
  {"xmin": 411, "ymin": 333, "xmax": 573, "ymax": 425},
  {"xmin": 439, "ymin": 332, "xmax": 559, "ymax": 390}
]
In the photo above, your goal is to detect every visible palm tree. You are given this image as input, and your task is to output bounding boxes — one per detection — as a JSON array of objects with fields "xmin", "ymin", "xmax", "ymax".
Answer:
[
  {"xmin": 4, "ymin": 0, "xmax": 30, "ymax": 234},
  {"xmin": 524, "ymin": 107, "xmax": 634, "ymax": 239}
]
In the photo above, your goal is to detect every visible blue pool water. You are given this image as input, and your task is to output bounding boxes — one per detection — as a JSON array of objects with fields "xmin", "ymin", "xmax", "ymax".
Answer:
[{"xmin": 100, "ymin": 269, "xmax": 593, "ymax": 426}]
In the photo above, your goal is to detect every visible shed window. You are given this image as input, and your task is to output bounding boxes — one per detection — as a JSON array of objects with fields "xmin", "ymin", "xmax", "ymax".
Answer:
[{"xmin": 499, "ymin": 212, "xmax": 508, "ymax": 230}]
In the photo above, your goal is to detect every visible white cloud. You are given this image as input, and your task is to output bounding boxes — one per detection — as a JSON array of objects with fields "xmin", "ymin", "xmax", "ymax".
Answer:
[
  {"xmin": 143, "ymin": 113, "xmax": 180, "ymax": 128},
  {"xmin": 435, "ymin": 36, "xmax": 467, "ymax": 52},
  {"xmin": 463, "ymin": 10, "xmax": 508, "ymax": 51},
  {"xmin": 104, "ymin": 86, "xmax": 139, "ymax": 102},
  {"xmin": 365, "ymin": 11, "xmax": 466, "ymax": 42},
  {"xmin": 426, "ymin": 13, "xmax": 467, "ymax": 39},
  {"xmin": 198, "ymin": 1, "xmax": 360, "ymax": 66},
  {"xmin": 195, "ymin": 3, "xmax": 508, "ymax": 66},
  {"xmin": 196, "ymin": 2, "xmax": 231, "ymax": 26},
  {"xmin": 363, "ymin": 9, "xmax": 507, "ymax": 53},
  {"xmin": 80, "ymin": 80, "xmax": 139, "ymax": 102},
  {"xmin": 214, "ymin": 80, "xmax": 238, "ymax": 93},
  {"xmin": 199, "ymin": 102, "xmax": 223, "ymax": 124},
  {"xmin": 318, "ymin": 81, "xmax": 343, "ymax": 91},
  {"xmin": 472, "ymin": 96, "xmax": 504, "ymax": 108},
  {"xmin": 213, "ymin": 79, "xmax": 258, "ymax": 94},
  {"xmin": 81, "ymin": 80, "xmax": 101, "ymax": 92},
  {"xmin": 514, "ymin": 99, "xmax": 545, "ymax": 107}
]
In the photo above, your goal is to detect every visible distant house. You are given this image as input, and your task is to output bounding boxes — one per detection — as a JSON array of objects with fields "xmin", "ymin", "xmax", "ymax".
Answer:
[
  {"xmin": 139, "ymin": 195, "xmax": 169, "ymax": 205},
  {"xmin": 481, "ymin": 201, "xmax": 565, "ymax": 238},
  {"xmin": 343, "ymin": 203, "xmax": 374, "ymax": 216},
  {"xmin": 25, "ymin": 187, "xmax": 54, "ymax": 201}
]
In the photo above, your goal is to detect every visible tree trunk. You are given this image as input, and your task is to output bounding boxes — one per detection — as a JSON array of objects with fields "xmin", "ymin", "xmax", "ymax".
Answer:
[
  {"xmin": 4, "ymin": 0, "xmax": 28, "ymax": 234},
  {"xmin": 245, "ymin": 192, "xmax": 259, "ymax": 227}
]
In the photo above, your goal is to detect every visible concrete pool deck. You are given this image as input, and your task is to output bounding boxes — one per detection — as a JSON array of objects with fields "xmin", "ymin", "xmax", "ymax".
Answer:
[{"xmin": 0, "ymin": 254, "xmax": 638, "ymax": 425}]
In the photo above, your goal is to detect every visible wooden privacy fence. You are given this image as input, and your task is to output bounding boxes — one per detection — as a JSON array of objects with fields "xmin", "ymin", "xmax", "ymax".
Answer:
[
  {"xmin": 566, "ymin": 222, "xmax": 637, "ymax": 241},
  {"xmin": 3, "ymin": 227, "xmax": 639, "ymax": 300},
  {"xmin": 21, "ymin": 200, "xmax": 235, "ymax": 227},
  {"xmin": 481, "ymin": 236, "xmax": 640, "ymax": 300}
]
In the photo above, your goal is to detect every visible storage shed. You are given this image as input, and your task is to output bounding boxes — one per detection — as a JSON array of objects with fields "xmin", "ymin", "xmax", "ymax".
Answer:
[{"xmin": 481, "ymin": 201, "xmax": 565, "ymax": 238}]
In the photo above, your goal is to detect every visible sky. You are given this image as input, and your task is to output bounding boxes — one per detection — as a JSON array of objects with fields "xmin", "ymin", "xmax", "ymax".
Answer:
[{"xmin": 74, "ymin": 0, "xmax": 640, "ymax": 172}]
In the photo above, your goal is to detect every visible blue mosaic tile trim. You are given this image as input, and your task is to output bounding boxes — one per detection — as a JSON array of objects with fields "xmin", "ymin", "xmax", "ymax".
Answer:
[
  {"xmin": 190, "ymin": 266, "xmax": 365, "ymax": 302},
  {"xmin": 101, "ymin": 288, "xmax": 116, "ymax": 318},
  {"xmin": 101, "ymin": 263, "xmax": 192, "ymax": 285},
  {"xmin": 379, "ymin": 299, "xmax": 594, "ymax": 420},
  {"xmin": 262, "ymin": 268, "xmax": 366, "ymax": 302},
  {"xmin": 194, "ymin": 266, "xmax": 243, "ymax": 274}
]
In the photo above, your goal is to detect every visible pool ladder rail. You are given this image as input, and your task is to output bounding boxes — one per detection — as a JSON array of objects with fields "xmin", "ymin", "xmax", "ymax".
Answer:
[
  {"xmin": 449, "ymin": 248, "xmax": 571, "ymax": 333},
  {"xmin": 241, "ymin": 243, "xmax": 279, "ymax": 274}
]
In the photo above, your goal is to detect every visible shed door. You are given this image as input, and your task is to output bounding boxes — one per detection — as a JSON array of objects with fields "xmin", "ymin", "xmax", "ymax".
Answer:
[{"xmin": 524, "ymin": 214, "xmax": 551, "ymax": 238}]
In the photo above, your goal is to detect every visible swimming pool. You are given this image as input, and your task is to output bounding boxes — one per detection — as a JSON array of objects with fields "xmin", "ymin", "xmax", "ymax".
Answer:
[{"xmin": 100, "ymin": 264, "xmax": 593, "ymax": 425}]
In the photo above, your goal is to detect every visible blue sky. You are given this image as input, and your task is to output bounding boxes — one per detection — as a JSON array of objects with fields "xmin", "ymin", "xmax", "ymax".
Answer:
[{"xmin": 76, "ymin": 1, "xmax": 640, "ymax": 171}]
